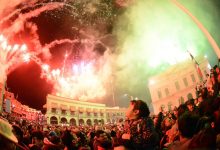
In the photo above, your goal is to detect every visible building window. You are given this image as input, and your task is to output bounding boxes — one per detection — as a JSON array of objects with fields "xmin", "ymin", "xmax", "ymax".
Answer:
[
  {"xmin": 61, "ymin": 110, "xmax": 66, "ymax": 115},
  {"xmin": 100, "ymin": 113, "xmax": 103, "ymax": 116},
  {"xmin": 107, "ymin": 113, "xmax": 109, "ymax": 117},
  {"xmin": 51, "ymin": 108, "xmax": 56, "ymax": 113},
  {"xmin": 183, "ymin": 77, "xmax": 188, "ymax": 87},
  {"xmin": 175, "ymin": 81, "xmax": 180, "ymax": 90},
  {"xmin": 179, "ymin": 96, "xmax": 184, "ymax": 105},
  {"xmin": 165, "ymin": 88, "xmax": 169, "ymax": 96},
  {"xmin": 157, "ymin": 90, "xmax": 162, "ymax": 99},
  {"xmin": 70, "ymin": 111, "xmax": 75, "ymax": 115},
  {"xmin": 191, "ymin": 74, "xmax": 196, "ymax": 82},
  {"xmin": 87, "ymin": 112, "xmax": 91, "ymax": 116},
  {"xmin": 94, "ymin": 113, "xmax": 97, "ymax": 116}
]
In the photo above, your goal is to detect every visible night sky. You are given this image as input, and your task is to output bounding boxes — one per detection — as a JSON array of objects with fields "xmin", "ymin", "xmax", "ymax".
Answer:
[{"xmin": 1, "ymin": 0, "xmax": 220, "ymax": 111}]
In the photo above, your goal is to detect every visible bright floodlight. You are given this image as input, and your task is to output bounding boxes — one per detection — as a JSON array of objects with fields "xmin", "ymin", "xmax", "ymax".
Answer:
[{"xmin": 149, "ymin": 79, "xmax": 155, "ymax": 85}]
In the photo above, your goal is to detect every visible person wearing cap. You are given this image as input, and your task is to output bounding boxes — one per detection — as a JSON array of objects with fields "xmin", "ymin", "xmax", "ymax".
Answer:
[{"xmin": 0, "ymin": 118, "xmax": 18, "ymax": 150}]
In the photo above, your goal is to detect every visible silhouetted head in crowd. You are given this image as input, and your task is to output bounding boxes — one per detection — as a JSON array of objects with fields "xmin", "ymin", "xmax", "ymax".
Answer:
[
  {"xmin": 186, "ymin": 99, "xmax": 195, "ymax": 112},
  {"xmin": 94, "ymin": 130, "xmax": 112, "ymax": 149},
  {"xmin": 126, "ymin": 100, "xmax": 150, "ymax": 120},
  {"xmin": 178, "ymin": 112, "xmax": 199, "ymax": 139},
  {"xmin": 31, "ymin": 130, "xmax": 44, "ymax": 149},
  {"xmin": 61, "ymin": 130, "xmax": 77, "ymax": 150},
  {"xmin": 177, "ymin": 104, "xmax": 187, "ymax": 118},
  {"xmin": 12, "ymin": 125, "xmax": 23, "ymax": 142}
]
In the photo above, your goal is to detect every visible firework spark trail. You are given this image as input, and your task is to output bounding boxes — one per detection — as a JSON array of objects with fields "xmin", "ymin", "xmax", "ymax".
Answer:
[
  {"xmin": 0, "ymin": 1, "xmax": 114, "ymax": 101},
  {"xmin": 0, "ymin": 35, "xmax": 29, "ymax": 81},
  {"xmin": 171, "ymin": 0, "xmax": 220, "ymax": 58},
  {"xmin": 43, "ymin": 39, "xmax": 80, "ymax": 50},
  {"xmin": 2, "ymin": 2, "xmax": 64, "ymax": 35},
  {"xmin": 22, "ymin": 2, "xmax": 64, "ymax": 20},
  {"xmin": 0, "ymin": 2, "xmax": 36, "ymax": 26}
]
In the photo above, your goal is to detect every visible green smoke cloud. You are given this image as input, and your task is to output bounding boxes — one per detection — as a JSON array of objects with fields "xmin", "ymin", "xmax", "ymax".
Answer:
[{"xmin": 113, "ymin": 0, "xmax": 220, "ymax": 107}]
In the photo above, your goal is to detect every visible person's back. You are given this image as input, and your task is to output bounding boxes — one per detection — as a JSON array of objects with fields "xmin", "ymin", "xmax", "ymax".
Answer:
[{"xmin": 168, "ymin": 112, "xmax": 199, "ymax": 150}]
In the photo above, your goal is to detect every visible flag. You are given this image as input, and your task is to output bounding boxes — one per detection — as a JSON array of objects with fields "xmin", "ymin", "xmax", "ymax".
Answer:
[{"xmin": 187, "ymin": 51, "xmax": 203, "ymax": 81}]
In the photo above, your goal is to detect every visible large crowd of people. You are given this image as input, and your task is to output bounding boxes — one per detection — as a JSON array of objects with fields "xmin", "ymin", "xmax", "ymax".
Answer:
[{"xmin": 0, "ymin": 65, "xmax": 220, "ymax": 150}]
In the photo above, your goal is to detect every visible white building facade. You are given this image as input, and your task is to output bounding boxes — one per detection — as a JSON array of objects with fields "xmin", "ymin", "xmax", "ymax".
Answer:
[
  {"xmin": 44, "ymin": 94, "xmax": 126, "ymax": 126},
  {"xmin": 149, "ymin": 56, "xmax": 210, "ymax": 114}
]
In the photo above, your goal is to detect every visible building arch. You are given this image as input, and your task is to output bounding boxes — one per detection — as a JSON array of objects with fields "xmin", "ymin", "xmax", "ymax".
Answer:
[
  {"xmin": 50, "ymin": 116, "xmax": 58, "ymax": 125},
  {"xmin": 100, "ymin": 119, "xmax": 104, "ymax": 125},
  {"xmin": 94, "ymin": 119, "xmax": 98, "ymax": 125},
  {"xmin": 70, "ymin": 118, "xmax": 76, "ymax": 126},
  {"xmin": 86, "ymin": 119, "xmax": 92, "ymax": 126},
  {"xmin": 79, "ymin": 119, "xmax": 84, "ymax": 125},
  {"xmin": 60, "ymin": 117, "xmax": 67, "ymax": 124}
]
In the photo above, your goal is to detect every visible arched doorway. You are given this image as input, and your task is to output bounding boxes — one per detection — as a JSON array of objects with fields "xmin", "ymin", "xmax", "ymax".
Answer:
[
  {"xmin": 86, "ymin": 119, "xmax": 92, "ymax": 126},
  {"xmin": 70, "ymin": 118, "xmax": 76, "ymax": 126},
  {"xmin": 60, "ymin": 117, "xmax": 67, "ymax": 124},
  {"xmin": 79, "ymin": 119, "xmax": 84, "ymax": 125},
  {"xmin": 94, "ymin": 119, "xmax": 98, "ymax": 125},
  {"xmin": 100, "ymin": 119, "xmax": 104, "ymax": 125},
  {"xmin": 119, "ymin": 118, "xmax": 123, "ymax": 123},
  {"xmin": 50, "ymin": 116, "xmax": 58, "ymax": 124}
]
